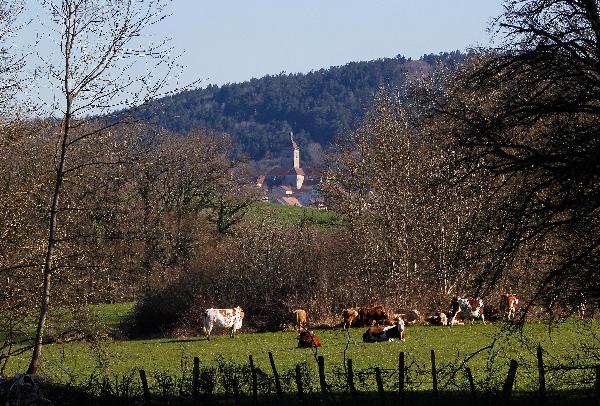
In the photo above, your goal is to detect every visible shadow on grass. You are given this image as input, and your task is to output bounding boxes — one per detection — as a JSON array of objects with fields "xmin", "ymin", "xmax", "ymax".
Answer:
[{"xmin": 34, "ymin": 386, "xmax": 598, "ymax": 406}]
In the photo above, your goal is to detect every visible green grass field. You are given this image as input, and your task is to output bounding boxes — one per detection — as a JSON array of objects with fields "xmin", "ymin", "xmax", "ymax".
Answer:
[
  {"xmin": 244, "ymin": 202, "xmax": 340, "ymax": 227},
  {"xmin": 3, "ymin": 303, "xmax": 598, "ymax": 397}
]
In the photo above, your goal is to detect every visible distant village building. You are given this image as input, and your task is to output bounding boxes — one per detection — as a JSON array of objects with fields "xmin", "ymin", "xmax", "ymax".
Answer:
[{"xmin": 258, "ymin": 131, "xmax": 325, "ymax": 208}]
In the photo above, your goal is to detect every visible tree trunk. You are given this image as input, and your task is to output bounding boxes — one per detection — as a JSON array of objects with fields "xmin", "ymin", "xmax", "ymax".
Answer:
[{"xmin": 27, "ymin": 92, "xmax": 72, "ymax": 374}]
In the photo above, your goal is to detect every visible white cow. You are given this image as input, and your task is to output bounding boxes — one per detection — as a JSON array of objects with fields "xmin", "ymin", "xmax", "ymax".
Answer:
[{"xmin": 203, "ymin": 307, "xmax": 245, "ymax": 340}]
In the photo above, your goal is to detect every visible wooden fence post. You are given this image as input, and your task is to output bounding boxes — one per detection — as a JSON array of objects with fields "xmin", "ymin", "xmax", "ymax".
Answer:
[
  {"xmin": 431, "ymin": 349, "xmax": 438, "ymax": 395},
  {"xmin": 375, "ymin": 367, "xmax": 385, "ymax": 398},
  {"xmin": 502, "ymin": 359, "xmax": 519, "ymax": 401},
  {"xmin": 192, "ymin": 356, "xmax": 200, "ymax": 403},
  {"xmin": 537, "ymin": 344, "xmax": 546, "ymax": 404},
  {"xmin": 268, "ymin": 352, "xmax": 282, "ymax": 399},
  {"xmin": 465, "ymin": 366, "xmax": 476, "ymax": 398},
  {"xmin": 318, "ymin": 355, "xmax": 328, "ymax": 395},
  {"xmin": 232, "ymin": 376, "xmax": 240, "ymax": 404},
  {"xmin": 347, "ymin": 358, "xmax": 356, "ymax": 395},
  {"xmin": 249, "ymin": 355, "xmax": 258, "ymax": 403},
  {"xmin": 295, "ymin": 364, "xmax": 304, "ymax": 401},
  {"xmin": 595, "ymin": 365, "xmax": 600, "ymax": 402},
  {"xmin": 139, "ymin": 369, "xmax": 151, "ymax": 405},
  {"xmin": 399, "ymin": 352, "xmax": 405, "ymax": 403}
]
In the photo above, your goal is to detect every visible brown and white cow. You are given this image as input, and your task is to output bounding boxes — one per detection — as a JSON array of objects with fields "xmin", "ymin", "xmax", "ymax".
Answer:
[
  {"xmin": 342, "ymin": 307, "xmax": 360, "ymax": 329},
  {"xmin": 203, "ymin": 307, "xmax": 245, "ymax": 340},
  {"xmin": 297, "ymin": 330, "xmax": 322, "ymax": 348},
  {"xmin": 363, "ymin": 318, "xmax": 405, "ymax": 342},
  {"xmin": 500, "ymin": 293, "xmax": 519, "ymax": 321},
  {"xmin": 293, "ymin": 309, "xmax": 308, "ymax": 329},
  {"xmin": 358, "ymin": 305, "xmax": 389, "ymax": 327},
  {"xmin": 427, "ymin": 311, "xmax": 448, "ymax": 326},
  {"xmin": 449, "ymin": 297, "xmax": 486, "ymax": 326}
]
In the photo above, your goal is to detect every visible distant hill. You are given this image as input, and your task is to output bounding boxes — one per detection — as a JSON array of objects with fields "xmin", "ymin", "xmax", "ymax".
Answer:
[{"xmin": 135, "ymin": 51, "xmax": 468, "ymax": 164}]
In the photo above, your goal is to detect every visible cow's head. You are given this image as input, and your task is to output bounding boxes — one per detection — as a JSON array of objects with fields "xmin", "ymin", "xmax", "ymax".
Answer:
[{"xmin": 235, "ymin": 306, "xmax": 245, "ymax": 319}]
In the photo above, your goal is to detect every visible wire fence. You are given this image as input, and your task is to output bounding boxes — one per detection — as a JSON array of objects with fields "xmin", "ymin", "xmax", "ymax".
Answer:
[{"xmin": 2, "ymin": 344, "xmax": 598, "ymax": 405}]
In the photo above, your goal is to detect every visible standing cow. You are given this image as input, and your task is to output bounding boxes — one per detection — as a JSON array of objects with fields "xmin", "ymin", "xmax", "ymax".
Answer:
[
  {"xmin": 359, "ymin": 305, "xmax": 389, "ymax": 326},
  {"xmin": 500, "ymin": 293, "xmax": 519, "ymax": 321},
  {"xmin": 449, "ymin": 297, "xmax": 486, "ymax": 326},
  {"xmin": 342, "ymin": 307, "xmax": 360, "ymax": 329},
  {"xmin": 203, "ymin": 307, "xmax": 245, "ymax": 340},
  {"xmin": 293, "ymin": 309, "xmax": 308, "ymax": 329}
]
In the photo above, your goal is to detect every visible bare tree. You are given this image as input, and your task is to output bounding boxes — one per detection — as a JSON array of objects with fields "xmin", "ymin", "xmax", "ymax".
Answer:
[
  {"xmin": 321, "ymin": 91, "xmax": 472, "ymax": 310},
  {"xmin": 28, "ymin": 0, "xmax": 181, "ymax": 374},
  {"xmin": 422, "ymin": 0, "xmax": 600, "ymax": 315}
]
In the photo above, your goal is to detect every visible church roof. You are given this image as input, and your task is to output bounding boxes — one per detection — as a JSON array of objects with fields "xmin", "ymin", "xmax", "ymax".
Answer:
[{"xmin": 267, "ymin": 167, "xmax": 305, "ymax": 176}]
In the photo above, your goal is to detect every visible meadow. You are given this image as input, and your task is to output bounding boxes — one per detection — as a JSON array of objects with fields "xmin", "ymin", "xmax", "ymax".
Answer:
[
  {"xmin": 3, "ymin": 303, "xmax": 598, "ymax": 399},
  {"xmin": 245, "ymin": 202, "xmax": 340, "ymax": 228}
]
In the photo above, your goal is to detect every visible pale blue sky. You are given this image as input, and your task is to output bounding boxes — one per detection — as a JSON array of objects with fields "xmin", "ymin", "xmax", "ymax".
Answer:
[
  {"xmin": 166, "ymin": 1, "xmax": 504, "ymax": 87},
  {"xmin": 17, "ymin": 1, "xmax": 504, "ymax": 110}
]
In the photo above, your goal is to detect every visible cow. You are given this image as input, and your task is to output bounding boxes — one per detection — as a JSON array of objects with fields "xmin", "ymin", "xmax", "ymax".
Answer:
[
  {"xmin": 293, "ymin": 309, "xmax": 308, "ymax": 329},
  {"xmin": 297, "ymin": 330, "xmax": 321, "ymax": 348},
  {"xmin": 427, "ymin": 311, "xmax": 448, "ymax": 326},
  {"xmin": 362, "ymin": 318, "xmax": 405, "ymax": 342},
  {"xmin": 401, "ymin": 309, "xmax": 422, "ymax": 325},
  {"xmin": 203, "ymin": 307, "xmax": 245, "ymax": 340},
  {"xmin": 500, "ymin": 293, "xmax": 519, "ymax": 321},
  {"xmin": 358, "ymin": 305, "xmax": 389, "ymax": 327},
  {"xmin": 449, "ymin": 297, "xmax": 486, "ymax": 326},
  {"xmin": 342, "ymin": 307, "xmax": 360, "ymax": 329}
]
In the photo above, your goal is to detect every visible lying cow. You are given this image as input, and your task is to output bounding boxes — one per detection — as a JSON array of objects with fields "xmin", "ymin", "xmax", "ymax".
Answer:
[
  {"xmin": 363, "ymin": 318, "xmax": 405, "ymax": 342},
  {"xmin": 427, "ymin": 311, "xmax": 448, "ymax": 326},
  {"xmin": 203, "ymin": 307, "xmax": 245, "ymax": 340},
  {"xmin": 342, "ymin": 307, "xmax": 359, "ymax": 329},
  {"xmin": 500, "ymin": 293, "xmax": 519, "ymax": 321},
  {"xmin": 293, "ymin": 309, "xmax": 308, "ymax": 329},
  {"xmin": 359, "ymin": 305, "xmax": 389, "ymax": 327},
  {"xmin": 449, "ymin": 297, "xmax": 485, "ymax": 326},
  {"xmin": 297, "ymin": 330, "xmax": 321, "ymax": 348},
  {"xmin": 400, "ymin": 309, "xmax": 422, "ymax": 325}
]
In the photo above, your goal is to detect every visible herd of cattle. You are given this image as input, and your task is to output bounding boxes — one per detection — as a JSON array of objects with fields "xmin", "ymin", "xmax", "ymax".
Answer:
[{"xmin": 201, "ymin": 294, "xmax": 524, "ymax": 347}]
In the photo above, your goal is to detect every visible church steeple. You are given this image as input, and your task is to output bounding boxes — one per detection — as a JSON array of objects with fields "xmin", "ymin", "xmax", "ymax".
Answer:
[{"xmin": 291, "ymin": 131, "xmax": 300, "ymax": 169}]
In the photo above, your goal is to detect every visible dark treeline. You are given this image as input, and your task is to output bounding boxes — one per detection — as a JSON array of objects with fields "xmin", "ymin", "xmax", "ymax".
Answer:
[{"xmin": 133, "ymin": 52, "xmax": 467, "ymax": 163}]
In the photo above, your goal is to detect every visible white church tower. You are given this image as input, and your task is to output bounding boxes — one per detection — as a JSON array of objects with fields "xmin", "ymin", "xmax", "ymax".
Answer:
[
  {"xmin": 290, "ymin": 131, "xmax": 304, "ymax": 189},
  {"xmin": 291, "ymin": 131, "xmax": 300, "ymax": 169}
]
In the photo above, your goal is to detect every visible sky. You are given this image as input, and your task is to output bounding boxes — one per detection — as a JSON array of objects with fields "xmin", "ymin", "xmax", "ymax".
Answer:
[
  {"xmin": 16, "ymin": 1, "xmax": 505, "ymax": 110},
  {"xmin": 164, "ymin": 0, "xmax": 504, "ymax": 87}
]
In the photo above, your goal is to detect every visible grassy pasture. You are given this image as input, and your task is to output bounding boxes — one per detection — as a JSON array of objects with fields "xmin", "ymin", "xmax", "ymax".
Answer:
[
  {"xmin": 3, "ymin": 303, "xmax": 598, "ymax": 397},
  {"xmin": 244, "ymin": 202, "xmax": 339, "ymax": 227}
]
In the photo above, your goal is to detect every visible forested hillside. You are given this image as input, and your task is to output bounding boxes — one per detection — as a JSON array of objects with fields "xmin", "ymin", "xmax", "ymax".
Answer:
[{"xmin": 136, "ymin": 51, "xmax": 467, "ymax": 162}]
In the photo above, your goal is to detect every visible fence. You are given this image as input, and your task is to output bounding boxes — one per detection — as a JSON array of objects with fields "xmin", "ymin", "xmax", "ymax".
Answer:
[{"xmin": 130, "ymin": 345, "xmax": 599, "ymax": 405}]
